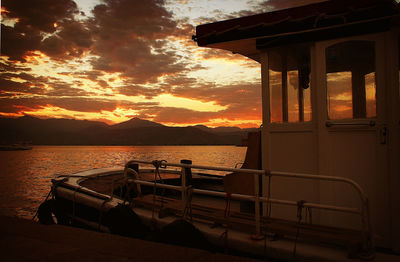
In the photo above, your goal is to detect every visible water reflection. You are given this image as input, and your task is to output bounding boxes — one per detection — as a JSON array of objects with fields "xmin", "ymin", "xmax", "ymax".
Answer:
[{"xmin": 0, "ymin": 146, "xmax": 246, "ymax": 219}]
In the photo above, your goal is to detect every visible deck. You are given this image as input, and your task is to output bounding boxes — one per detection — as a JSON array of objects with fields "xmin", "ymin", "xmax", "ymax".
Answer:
[{"xmin": 79, "ymin": 172, "xmax": 367, "ymax": 251}]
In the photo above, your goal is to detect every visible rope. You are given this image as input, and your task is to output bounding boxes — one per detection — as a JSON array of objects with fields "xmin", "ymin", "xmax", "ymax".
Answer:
[
  {"xmin": 32, "ymin": 189, "xmax": 52, "ymax": 221},
  {"xmin": 293, "ymin": 200, "xmax": 306, "ymax": 260},
  {"xmin": 220, "ymin": 192, "xmax": 232, "ymax": 251},
  {"xmin": 305, "ymin": 206, "xmax": 312, "ymax": 224},
  {"xmin": 151, "ymin": 160, "xmax": 167, "ymax": 222},
  {"xmin": 266, "ymin": 175, "xmax": 272, "ymax": 217},
  {"xmin": 32, "ymin": 178, "xmax": 67, "ymax": 221},
  {"xmin": 183, "ymin": 186, "xmax": 193, "ymax": 221},
  {"xmin": 263, "ymin": 174, "xmax": 272, "ymax": 260}
]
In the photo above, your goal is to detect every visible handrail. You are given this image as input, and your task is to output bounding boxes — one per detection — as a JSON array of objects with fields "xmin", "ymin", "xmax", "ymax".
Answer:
[
  {"xmin": 125, "ymin": 159, "xmax": 371, "ymax": 247},
  {"xmin": 128, "ymin": 159, "xmax": 265, "ymax": 174},
  {"xmin": 268, "ymin": 170, "xmax": 368, "ymax": 203},
  {"xmin": 127, "ymin": 159, "xmax": 368, "ymax": 203},
  {"xmin": 325, "ymin": 120, "xmax": 375, "ymax": 127}
]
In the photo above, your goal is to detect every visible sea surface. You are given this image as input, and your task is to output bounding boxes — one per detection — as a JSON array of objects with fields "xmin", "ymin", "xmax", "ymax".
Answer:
[{"xmin": 0, "ymin": 145, "xmax": 246, "ymax": 220}]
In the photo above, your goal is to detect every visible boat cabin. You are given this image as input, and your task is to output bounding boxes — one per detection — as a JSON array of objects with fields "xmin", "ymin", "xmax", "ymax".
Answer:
[{"xmin": 194, "ymin": 0, "xmax": 400, "ymax": 252}]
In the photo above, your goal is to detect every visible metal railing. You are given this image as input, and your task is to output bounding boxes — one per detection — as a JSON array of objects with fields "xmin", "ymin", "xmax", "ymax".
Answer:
[{"xmin": 124, "ymin": 159, "xmax": 371, "ymax": 246}]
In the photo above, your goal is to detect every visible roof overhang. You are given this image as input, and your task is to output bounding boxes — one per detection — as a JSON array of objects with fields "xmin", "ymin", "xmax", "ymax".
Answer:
[{"xmin": 194, "ymin": 0, "xmax": 400, "ymax": 62}]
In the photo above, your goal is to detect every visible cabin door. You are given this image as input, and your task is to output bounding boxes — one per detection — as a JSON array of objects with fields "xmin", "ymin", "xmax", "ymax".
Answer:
[{"xmin": 315, "ymin": 35, "xmax": 390, "ymax": 246}]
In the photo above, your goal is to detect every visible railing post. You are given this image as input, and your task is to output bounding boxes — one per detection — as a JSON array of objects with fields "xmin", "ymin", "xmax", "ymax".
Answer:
[
  {"xmin": 254, "ymin": 173, "xmax": 261, "ymax": 236},
  {"xmin": 127, "ymin": 159, "xmax": 370, "ymax": 245},
  {"xmin": 181, "ymin": 166, "xmax": 186, "ymax": 203},
  {"xmin": 180, "ymin": 159, "xmax": 192, "ymax": 204}
]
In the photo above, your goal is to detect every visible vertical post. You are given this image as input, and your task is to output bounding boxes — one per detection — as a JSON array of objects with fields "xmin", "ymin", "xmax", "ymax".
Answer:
[
  {"xmin": 261, "ymin": 51, "xmax": 270, "ymax": 124},
  {"xmin": 282, "ymin": 53, "xmax": 288, "ymax": 122},
  {"xmin": 180, "ymin": 159, "xmax": 192, "ymax": 203},
  {"xmin": 181, "ymin": 166, "xmax": 186, "ymax": 202},
  {"xmin": 260, "ymin": 52, "xmax": 270, "ymax": 217},
  {"xmin": 254, "ymin": 173, "xmax": 261, "ymax": 235}
]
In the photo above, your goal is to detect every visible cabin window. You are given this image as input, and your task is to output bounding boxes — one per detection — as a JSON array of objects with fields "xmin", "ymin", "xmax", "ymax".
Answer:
[
  {"xmin": 268, "ymin": 45, "xmax": 311, "ymax": 123},
  {"xmin": 326, "ymin": 41, "xmax": 376, "ymax": 120}
]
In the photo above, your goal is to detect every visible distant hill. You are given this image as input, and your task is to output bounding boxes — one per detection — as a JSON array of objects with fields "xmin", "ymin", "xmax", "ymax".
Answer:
[
  {"xmin": 0, "ymin": 116, "xmax": 257, "ymax": 146},
  {"xmin": 192, "ymin": 124, "xmax": 258, "ymax": 134},
  {"xmin": 192, "ymin": 125, "xmax": 241, "ymax": 133},
  {"xmin": 110, "ymin": 117, "xmax": 164, "ymax": 129}
]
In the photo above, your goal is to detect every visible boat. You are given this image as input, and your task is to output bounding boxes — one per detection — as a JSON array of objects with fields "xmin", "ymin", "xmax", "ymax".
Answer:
[
  {"xmin": 0, "ymin": 143, "xmax": 33, "ymax": 151},
  {"xmin": 37, "ymin": 0, "xmax": 400, "ymax": 261}
]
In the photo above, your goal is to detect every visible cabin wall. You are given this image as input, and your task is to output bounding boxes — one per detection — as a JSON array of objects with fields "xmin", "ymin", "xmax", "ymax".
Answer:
[
  {"xmin": 261, "ymin": 31, "xmax": 400, "ymax": 250},
  {"xmin": 260, "ymin": 51, "xmax": 321, "ymax": 223},
  {"xmin": 386, "ymin": 29, "xmax": 400, "ymax": 252},
  {"xmin": 261, "ymin": 127, "xmax": 320, "ymax": 222}
]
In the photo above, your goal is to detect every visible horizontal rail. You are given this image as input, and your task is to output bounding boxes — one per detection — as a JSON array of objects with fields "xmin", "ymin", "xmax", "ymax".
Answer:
[
  {"xmin": 325, "ymin": 120, "xmax": 375, "ymax": 127},
  {"xmin": 127, "ymin": 159, "xmax": 265, "ymax": 175},
  {"xmin": 126, "ymin": 159, "xmax": 370, "ymax": 239},
  {"xmin": 127, "ymin": 159, "xmax": 368, "ymax": 203},
  {"xmin": 129, "ymin": 179, "xmax": 184, "ymax": 191},
  {"xmin": 269, "ymin": 170, "xmax": 368, "ymax": 203},
  {"xmin": 129, "ymin": 180, "xmax": 361, "ymax": 214}
]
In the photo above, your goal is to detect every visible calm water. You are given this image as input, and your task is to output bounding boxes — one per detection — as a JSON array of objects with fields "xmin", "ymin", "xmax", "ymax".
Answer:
[{"xmin": 0, "ymin": 145, "xmax": 246, "ymax": 219}]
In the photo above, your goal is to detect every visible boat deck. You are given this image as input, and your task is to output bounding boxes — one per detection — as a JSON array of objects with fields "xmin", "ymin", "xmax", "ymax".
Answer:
[{"xmin": 79, "ymin": 172, "xmax": 367, "ymax": 252}]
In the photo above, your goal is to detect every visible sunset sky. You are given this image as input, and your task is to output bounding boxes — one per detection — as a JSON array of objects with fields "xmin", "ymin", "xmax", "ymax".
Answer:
[{"xmin": 0, "ymin": 0, "xmax": 321, "ymax": 128}]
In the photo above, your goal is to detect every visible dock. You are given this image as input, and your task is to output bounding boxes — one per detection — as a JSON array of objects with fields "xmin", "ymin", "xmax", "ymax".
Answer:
[{"xmin": 0, "ymin": 215, "xmax": 262, "ymax": 261}]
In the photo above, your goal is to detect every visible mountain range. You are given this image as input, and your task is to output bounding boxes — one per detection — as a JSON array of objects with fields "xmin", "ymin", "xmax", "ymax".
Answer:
[{"xmin": 0, "ymin": 116, "xmax": 257, "ymax": 145}]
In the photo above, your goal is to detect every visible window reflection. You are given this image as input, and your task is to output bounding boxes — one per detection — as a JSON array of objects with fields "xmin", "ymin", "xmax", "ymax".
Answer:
[
  {"xmin": 287, "ymin": 70, "xmax": 299, "ymax": 122},
  {"xmin": 365, "ymin": 72, "xmax": 376, "ymax": 118},
  {"xmin": 304, "ymin": 86, "xmax": 312, "ymax": 121},
  {"xmin": 270, "ymin": 69, "xmax": 283, "ymax": 122},
  {"xmin": 326, "ymin": 41, "xmax": 376, "ymax": 119},
  {"xmin": 268, "ymin": 45, "xmax": 311, "ymax": 123},
  {"xmin": 327, "ymin": 71, "xmax": 353, "ymax": 119}
]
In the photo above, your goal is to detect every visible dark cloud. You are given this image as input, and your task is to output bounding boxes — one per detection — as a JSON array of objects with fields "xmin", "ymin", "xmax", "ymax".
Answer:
[
  {"xmin": 1, "ymin": 0, "xmax": 84, "ymax": 61},
  {"xmin": 0, "ymin": 24, "xmax": 42, "ymax": 62},
  {"xmin": 87, "ymin": 0, "xmax": 191, "ymax": 83},
  {"xmin": 0, "ymin": 0, "xmax": 263, "ymax": 126},
  {"xmin": 117, "ymin": 84, "xmax": 158, "ymax": 97},
  {"xmin": 163, "ymin": 74, "xmax": 197, "ymax": 86},
  {"xmin": 0, "ymin": 71, "xmax": 93, "ymax": 98},
  {"xmin": 40, "ymin": 20, "xmax": 93, "ymax": 60},
  {"xmin": 0, "ymin": 96, "xmax": 157, "ymax": 115},
  {"xmin": 3, "ymin": 0, "xmax": 79, "ymax": 33},
  {"xmin": 254, "ymin": 0, "xmax": 326, "ymax": 12},
  {"xmin": 0, "ymin": 77, "xmax": 45, "ymax": 95}
]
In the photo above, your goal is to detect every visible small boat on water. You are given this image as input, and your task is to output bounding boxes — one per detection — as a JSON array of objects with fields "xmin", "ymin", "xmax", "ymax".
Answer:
[
  {"xmin": 38, "ymin": 0, "xmax": 400, "ymax": 261},
  {"xmin": 0, "ymin": 143, "xmax": 32, "ymax": 151}
]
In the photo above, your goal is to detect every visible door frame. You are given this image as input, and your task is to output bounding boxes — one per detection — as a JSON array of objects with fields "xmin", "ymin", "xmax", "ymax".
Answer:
[{"xmin": 314, "ymin": 33, "xmax": 390, "ymax": 246}]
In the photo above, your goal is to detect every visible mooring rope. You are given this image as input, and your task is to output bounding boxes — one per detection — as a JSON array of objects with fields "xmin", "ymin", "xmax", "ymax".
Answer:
[
  {"xmin": 293, "ymin": 200, "xmax": 306, "ymax": 260},
  {"xmin": 263, "ymin": 174, "xmax": 273, "ymax": 260},
  {"xmin": 183, "ymin": 186, "xmax": 193, "ymax": 221},
  {"xmin": 32, "ymin": 178, "xmax": 67, "ymax": 221},
  {"xmin": 151, "ymin": 160, "xmax": 167, "ymax": 222},
  {"xmin": 219, "ymin": 192, "xmax": 232, "ymax": 251}
]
